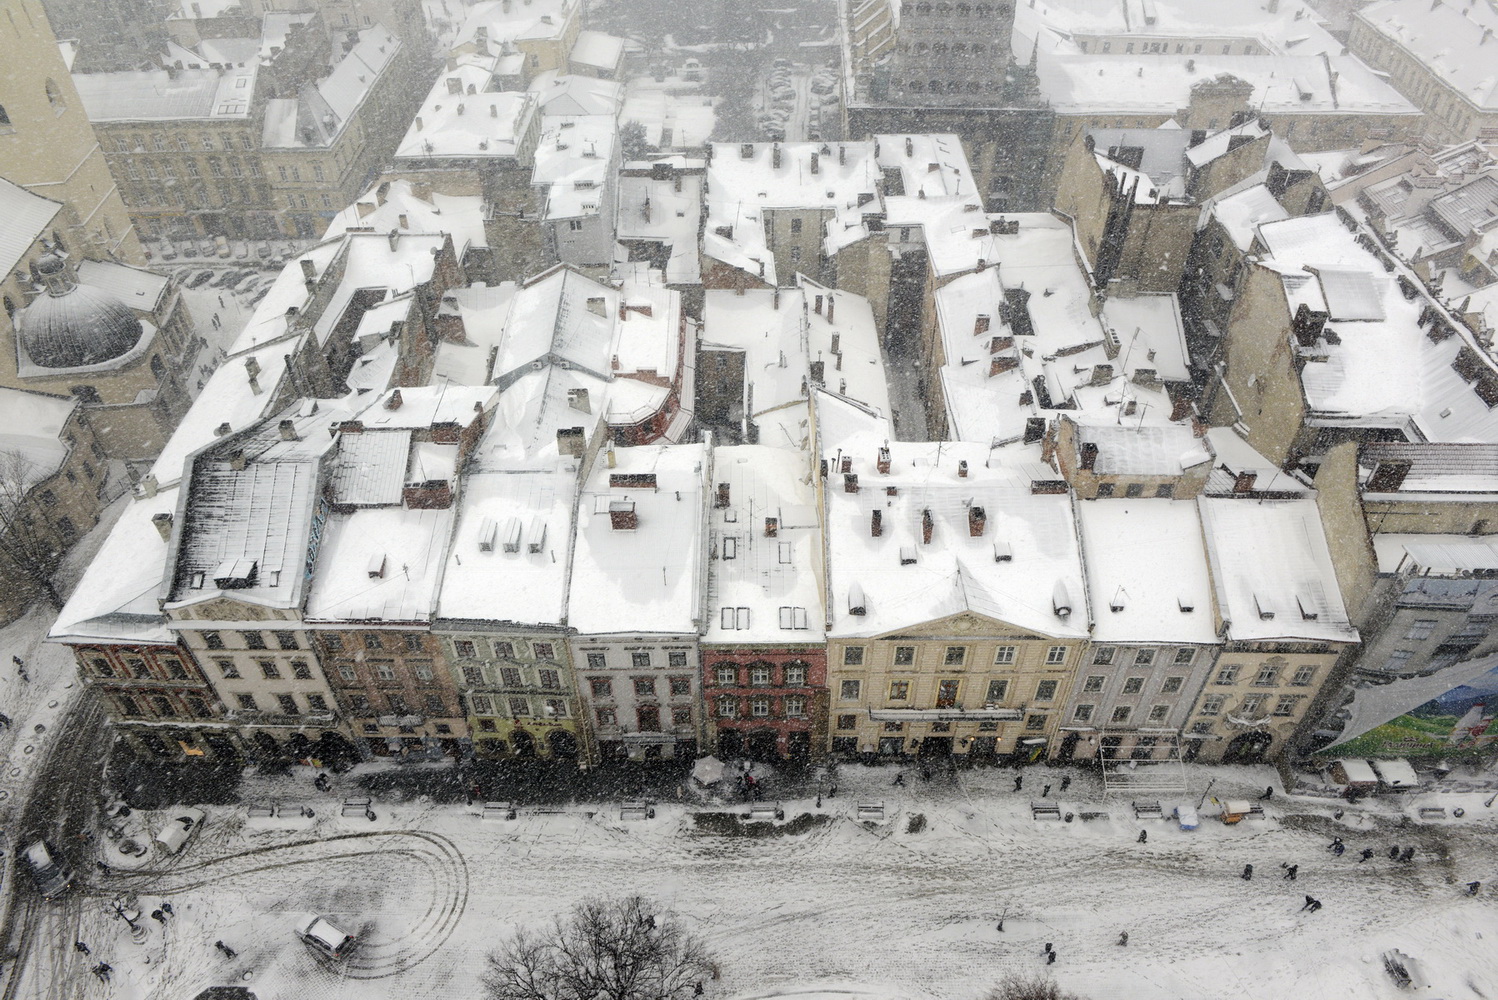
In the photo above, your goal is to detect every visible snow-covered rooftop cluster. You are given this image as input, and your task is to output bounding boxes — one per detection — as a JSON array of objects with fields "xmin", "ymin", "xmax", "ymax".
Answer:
[
  {"xmin": 324, "ymin": 178, "xmax": 489, "ymax": 259},
  {"xmin": 1077, "ymin": 499, "xmax": 1216, "ymax": 645},
  {"xmin": 396, "ymin": 67, "xmax": 538, "ymax": 162},
  {"xmin": 1357, "ymin": 0, "xmax": 1498, "ymax": 112},
  {"xmin": 261, "ymin": 25, "xmax": 402, "ymax": 150},
  {"xmin": 533, "ymin": 115, "xmax": 616, "ymax": 221},
  {"xmin": 73, "ymin": 61, "xmax": 260, "ymax": 121},
  {"xmin": 1016, "ymin": 0, "xmax": 1342, "ymax": 59},
  {"xmin": 614, "ymin": 159, "xmax": 705, "ymax": 285}
]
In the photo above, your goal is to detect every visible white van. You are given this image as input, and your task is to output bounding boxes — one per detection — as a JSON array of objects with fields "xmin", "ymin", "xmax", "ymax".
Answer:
[{"xmin": 154, "ymin": 808, "xmax": 205, "ymax": 855}]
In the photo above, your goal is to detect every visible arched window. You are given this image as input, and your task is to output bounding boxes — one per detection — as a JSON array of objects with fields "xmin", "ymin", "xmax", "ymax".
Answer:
[
  {"xmin": 932, "ymin": 42, "xmax": 947, "ymax": 55},
  {"xmin": 956, "ymin": 3, "xmax": 971, "ymax": 14},
  {"xmin": 44, "ymin": 78, "xmax": 65, "ymax": 116},
  {"xmin": 947, "ymin": 80, "xmax": 962, "ymax": 92},
  {"xmin": 915, "ymin": 41, "xmax": 928, "ymax": 52},
  {"xmin": 150, "ymin": 354, "xmax": 166, "ymax": 381},
  {"xmin": 976, "ymin": 4, "xmax": 993, "ymax": 15},
  {"xmin": 909, "ymin": 80, "xmax": 924, "ymax": 92},
  {"xmin": 971, "ymin": 43, "xmax": 985, "ymax": 54}
]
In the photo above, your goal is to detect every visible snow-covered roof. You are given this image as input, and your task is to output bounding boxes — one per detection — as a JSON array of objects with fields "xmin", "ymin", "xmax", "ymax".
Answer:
[
  {"xmin": 1253, "ymin": 214, "xmax": 1498, "ymax": 442},
  {"xmin": 0, "ymin": 388, "xmax": 77, "ymax": 487},
  {"xmin": 1098, "ymin": 293, "xmax": 1190, "ymax": 382},
  {"xmin": 1202, "ymin": 427, "xmax": 1301, "ymax": 496},
  {"xmin": 1076, "ymin": 499, "xmax": 1217, "ymax": 645},
  {"xmin": 358, "ymin": 385, "xmax": 497, "ymax": 431},
  {"xmin": 1372, "ymin": 533, "xmax": 1498, "ymax": 576},
  {"xmin": 1196, "ymin": 496, "xmax": 1357, "ymax": 643},
  {"xmin": 568, "ymin": 30, "xmax": 625, "ymax": 72},
  {"xmin": 0, "ymin": 179, "xmax": 61, "ymax": 278},
  {"xmin": 1358, "ymin": 0, "xmax": 1498, "ymax": 111},
  {"xmin": 262, "ymin": 26, "xmax": 402, "ymax": 149},
  {"xmin": 533, "ymin": 115, "xmax": 615, "ymax": 220},
  {"xmin": 1015, "ymin": 0, "xmax": 1341, "ymax": 57},
  {"xmin": 1210, "ymin": 184, "xmax": 1290, "ymax": 251},
  {"xmin": 1035, "ymin": 52, "xmax": 1419, "ymax": 117},
  {"xmin": 530, "ymin": 71, "xmax": 624, "ymax": 117},
  {"xmin": 431, "ymin": 283, "xmax": 521, "ymax": 385},
  {"xmin": 1073, "ymin": 419, "xmax": 1210, "ymax": 476},
  {"xmin": 1331, "ymin": 757, "xmax": 1378, "ymax": 783},
  {"xmin": 875, "ymin": 133, "xmax": 978, "ymax": 200},
  {"xmin": 614, "ymin": 167, "xmax": 704, "ymax": 285},
  {"xmin": 72, "ymin": 61, "xmax": 259, "ymax": 120},
  {"xmin": 823, "ymin": 438, "xmax": 1089, "ymax": 640},
  {"xmin": 453, "ymin": 0, "xmax": 577, "ymax": 48},
  {"xmin": 436, "ymin": 459, "xmax": 578, "ymax": 626},
  {"xmin": 396, "ymin": 71, "xmax": 537, "ymax": 162},
  {"xmin": 620, "ymin": 90, "xmax": 715, "ymax": 151},
  {"xmin": 305, "ymin": 503, "xmax": 454, "ymax": 623},
  {"xmin": 568, "ymin": 442, "xmax": 707, "ymax": 635},
  {"xmin": 324, "ymin": 179, "xmax": 489, "ymax": 258},
  {"xmin": 49, "ymin": 487, "xmax": 179, "ymax": 645},
  {"xmin": 705, "ymin": 445, "xmax": 825, "ymax": 643},
  {"xmin": 1358, "ymin": 442, "xmax": 1498, "ymax": 495}
]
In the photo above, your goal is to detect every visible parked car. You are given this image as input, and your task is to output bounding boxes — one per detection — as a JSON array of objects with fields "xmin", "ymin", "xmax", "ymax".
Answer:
[
  {"xmin": 154, "ymin": 807, "xmax": 205, "ymax": 855},
  {"xmin": 22, "ymin": 840, "xmax": 72, "ymax": 899},
  {"xmin": 186, "ymin": 270, "xmax": 214, "ymax": 289},
  {"xmin": 297, "ymin": 915, "xmax": 358, "ymax": 961},
  {"xmin": 214, "ymin": 235, "xmax": 231, "ymax": 258},
  {"xmin": 159, "ymin": 244, "xmax": 178, "ymax": 261},
  {"xmin": 1174, "ymin": 803, "xmax": 1199, "ymax": 830}
]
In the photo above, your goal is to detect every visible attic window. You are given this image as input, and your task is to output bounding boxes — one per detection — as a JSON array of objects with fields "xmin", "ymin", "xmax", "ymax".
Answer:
[
  {"xmin": 778, "ymin": 606, "xmax": 809, "ymax": 629},
  {"xmin": 722, "ymin": 537, "xmax": 738, "ymax": 559},
  {"xmin": 1254, "ymin": 593, "xmax": 1275, "ymax": 620},
  {"xmin": 1177, "ymin": 595, "xmax": 1195, "ymax": 613},
  {"xmin": 1296, "ymin": 594, "xmax": 1319, "ymax": 621},
  {"xmin": 720, "ymin": 606, "xmax": 751, "ymax": 629},
  {"xmin": 899, "ymin": 546, "xmax": 917, "ymax": 566}
]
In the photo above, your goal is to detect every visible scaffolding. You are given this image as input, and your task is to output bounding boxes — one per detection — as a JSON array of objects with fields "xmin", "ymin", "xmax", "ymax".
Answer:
[{"xmin": 1098, "ymin": 731, "xmax": 1189, "ymax": 799}]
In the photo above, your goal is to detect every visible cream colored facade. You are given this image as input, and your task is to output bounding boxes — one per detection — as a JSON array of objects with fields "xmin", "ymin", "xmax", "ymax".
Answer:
[
  {"xmin": 1184, "ymin": 642, "xmax": 1344, "ymax": 764},
  {"xmin": 827, "ymin": 613, "xmax": 1086, "ymax": 761}
]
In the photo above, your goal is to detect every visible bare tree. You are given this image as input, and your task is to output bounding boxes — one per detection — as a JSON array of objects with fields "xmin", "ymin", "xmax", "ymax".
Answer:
[
  {"xmin": 482, "ymin": 896, "xmax": 716, "ymax": 1000},
  {"xmin": 983, "ymin": 973, "xmax": 1086, "ymax": 1000},
  {"xmin": 0, "ymin": 450, "xmax": 63, "ymax": 608}
]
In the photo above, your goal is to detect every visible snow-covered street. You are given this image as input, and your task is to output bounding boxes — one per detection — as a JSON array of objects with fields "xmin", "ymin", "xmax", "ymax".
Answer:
[{"xmin": 34, "ymin": 763, "xmax": 1498, "ymax": 1000}]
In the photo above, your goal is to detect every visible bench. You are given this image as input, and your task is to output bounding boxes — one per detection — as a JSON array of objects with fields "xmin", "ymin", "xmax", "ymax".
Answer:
[
  {"xmin": 340, "ymin": 797, "xmax": 375, "ymax": 820},
  {"xmin": 1132, "ymin": 800, "xmax": 1163, "ymax": 820},
  {"xmin": 741, "ymin": 801, "xmax": 784, "ymax": 822},
  {"xmin": 855, "ymin": 801, "xmax": 885, "ymax": 822},
  {"xmin": 482, "ymin": 801, "xmax": 518, "ymax": 821},
  {"xmin": 246, "ymin": 804, "xmax": 278, "ymax": 819},
  {"xmin": 1031, "ymin": 801, "xmax": 1062, "ymax": 821},
  {"xmin": 1078, "ymin": 810, "xmax": 1111, "ymax": 822},
  {"xmin": 620, "ymin": 800, "xmax": 656, "ymax": 820},
  {"xmin": 1417, "ymin": 806, "xmax": 1447, "ymax": 821}
]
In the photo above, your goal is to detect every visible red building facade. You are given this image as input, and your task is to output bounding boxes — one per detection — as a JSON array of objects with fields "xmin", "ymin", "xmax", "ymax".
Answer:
[{"xmin": 700, "ymin": 645, "xmax": 828, "ymax": 761}]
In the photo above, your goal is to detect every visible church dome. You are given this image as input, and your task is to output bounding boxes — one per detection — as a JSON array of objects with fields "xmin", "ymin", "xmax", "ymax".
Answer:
[{"xmin": 18, "ymin": 254, "xmax": 144, "ymax": 370}]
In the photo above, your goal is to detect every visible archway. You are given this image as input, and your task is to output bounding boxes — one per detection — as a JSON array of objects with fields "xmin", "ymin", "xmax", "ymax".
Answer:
[
  {"xmin": 716, "ymin": 728, "xmax": 743, "ymax": 760},
  {"xmin": 511, "ymin": 729, "xmax": 536, "ymax": 757},
  {"xmin": 548, "ymin": 729, "xmax": 579, "ymax": 758},
  {"xmin": 786, "ymin": 731, "xmax": 811, "ymax": 759},
  {"xmin": 746, "ymin": 729, "xmax": 779, "ymax": 761},
  {"xmin": 205, "ymin": 735, "xmax": 239, "ymax": 761},
  {"xmin": 1056, "ymin": 731, "xmax": 1081, "ymax": 764},
  {"xmin": 1222, "ymin": 731, "xmax": 1273, "ymax": 765},
  {"xmin": 1182, "ymin": 738, "xmax": 1203, "ymax": 763},
  {"xmin": 287, "ymin": 732, "xmax": 313, "ymax": 760},
  {"xmin": 317, "ymin": 732, "xmax": 356, "ymax": 766},
  {"xmin": 252, "ymin": 731, "xmax": 278, "ymax": 759}
]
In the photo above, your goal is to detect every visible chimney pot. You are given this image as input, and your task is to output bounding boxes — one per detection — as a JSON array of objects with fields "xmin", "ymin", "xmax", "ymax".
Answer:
[
  {"xmin": 278, "ymin": 419, "xmax": 298, "ymax": 441},
  {"xmin": 151, "ymin": 512, "xmax": 174, "ymax": 541},
  {"xmin": 958, "ymin": 460, "xmax": 968, "ymax": 478},
  {"xmin": 765, "ymin": 517, "xmax": 778, "ymax": 537},
  {"xmin": 871, "ymin": 509, "xmax": 883, "ymax": 536},
  {"xmin": 921, "ymin": 508, "xmax": 934, "ymax": 545},
  {"xmin": 386, "ymin": 389, "xmax": 404, "ymax": 410},
  {"xmin": 969, "ymin": 505, "xmax": 987, "ymax": 537}
]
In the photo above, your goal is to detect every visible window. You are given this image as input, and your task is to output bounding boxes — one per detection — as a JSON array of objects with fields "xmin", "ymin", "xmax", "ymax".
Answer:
[
  {"xmin": 509, "ymin": 697, "xmax": 529, "ymax": 716},
  {"xmin": 751, "ymin": 697, "xmax": 771, "ymax": 717},
  {"xmin": 314, "ymin": 164, "xmax": 325, "ymax": 183},
  {"xmin": 1025, "ymin": 713, "xmax": 1047, "ymax": 731},
  {"xmin": 547, "ymin": 699, "xmax": 569, "ymax": 719},
  {"xmin": 1134, "ymin": 649, "xmax": 1155, "ymax": 667},
  {"xmin": 840, "ymin": 679, "xmax": 861, "ymax": 700},
  {"xmin": 243, "ymin": 631, "xmax": 266, "ymax": 650},
  {"xmin": 372, "ymin": 661, "xmax": 394, "ymax": 681},
  {"xmin": 1110, "ymin": 705, "xmax": 1132, "ymax": 723},
  {"xmin": 993, "ymin": 646, "xmax": 1016, "ymax": 665},
  {"xmin": 1240, "ymin": 694, "xmax": 1267, "ymax": 716},
  {"xmin": 339, "ymin": 663, "xmax": 356, "ymax": 681},
  {"xmin": 937, "ymin": 679, "xmax": 960, "ymax": 708},
  {"xmin": 669, "ymin": 651, "xmax": 688, "ymax": 667},
  {"xmin": 277, "ymin": 694, "xmax": 299, "ymax": 715},
  {"xmin": 1190, "ymin": 721, "xmax": 1213, "ymax": 735},
  {"xmin": 1121, "ymin": 677, "xmax": 1144, "ymax": 695},
  {"xmin": 985, "ymin": 679, "xmax": 1007, "ymax": 702},
  {"xmin": 307, "ymin": 694, "xmax": 328, "ymax": 713},
  {"xmin": 1148, "ymin": 704, "xmax": 1169, "ymax": 723},
  {"xmin": 1405, "ymin": 619, "xmax": 1438, "ymax": 641},
  {"xmin": 1173, "ymin": 648, "xmax": 1195, "ymax": 665},
  {"xmin": 365, "ymin": 634, "xmax": 383, "ymax": 650},
  {"xmin": 590, "ymin": 678, "xmax": 612, "ymax": 698},
  {"xmin": 533, "ymin": 642, "xmax": 554, "ymax": 660},
  {"xmin": 1083, "ymin": 675, "xmax": 1104, "ymax": 693},
  {"xmin": 1199, "ymin": 694, "xmax": 1224, "ymax": 716},
  {"xmin": 217, "ymin": 659, "xmax": 239, "ymax": 679},
  {"xmin": 237, "ymin": 693, "xmax": 257, "ymax": 710},
  {"xmin": 351, "ymin": 694, "xmax": 373, "ymax": 713},
  {"xmin": 90, "ymin": 657, "xmax": 114, "ymax": 678},
  {"xmin": 785, "ymin": 695, "xmax": 806, "ymax": 718},
  {"xmin": 1155, "ymin": 484, "xmax": 1175, "ymax": 498},
  {"xmin": 260, "ymin": 661, "xmax": 280, "ymax": 679},
  {"xmin": 1291, "ymin": 665, "xmax": 1316, "ymax": 687},
  {"xmin": 1253, "ymin": 664, "xmax": 1279, "ymax": 687},
  {"xmin": 894, "ymin": 646, "xmax": 915, "ymax": 666},
  {"xmin": 1162, "ymin": 676, "xmax": 1184, "ymax": 694},
  {"xmin": 1093, "ymin": 647, "xmax": 1114, "ymax": 665},
  {"xmin": 425, "ymin": 694, "xmax": 446, "ymax": 715},
  {"xmin": 478, "ymin": 718, "xmax": 498, "ymax": 732},
  {"xmin": 715, "ymin": 664, "xmax": 737, "ymax": 685},
  {"xmin": 1073, "ymin": 704, "xmax": 1094, "ymax": 722},
  {"xmin": 500, "ymin": 667, "xmax": 523, "ymax": 687},
  {"xmin": 324, "ymin": 634, "xmax": 343, "ymax": 652},
  {"xmin": 889, "ymin": 680, "xmax": 910, "ymax": 700},
  {"xmin": 1035, "ymin": 679, "xmax": 1058, "ymax": 701},
  {"xmin": 717, "ymin": 696, "xmax": 737, "ymax": 718},
  {"xmin": 1383, "ymin": 650, "xmax": 1414, "ymax": 672},
  {"xmin": 402, "ymin": 634, "xmax": 423, "ymax": 653},
  {"xmin": 540, "ymin": 669, "xmax": 561, "ymax": 690},
  {"xmin": 944, "ymin": 646, "xmax": 967, "ymax": 666},
  {"xmin": 633, "ymin": 677, "xmax": 656, "ymax": 697},
  {"xmin": 1272, "ymin": 695, "xmax": 1301, "ymax": 717},
  {"xmin": 790, "ymin": 247, "xmax": 801, "ymax": 263},
  {"xmin": 1046, "ymin": 646, "xmax": 1067, "ymax": 665},
  {"xmin": 790, "ymin": 218, "xmax": 803, "ymax": 234},
  {"xmin": 579, "ymin": 652, "xmax": 603, "ymax": 671},
  {"xmin": 751, "ymin": 665, "xmax": 772, "ymax": 686},
  {"xmin": 1096, "ymin": 483, "xmax": 1114, "ymax": 497},
  {"xmin": 1215, "ymin": 664, "xmax": 1240, "ymax": 684},
  {"xmin": 631, "ymin": 651, "xmax": 651, "ymax": 668},
  {"xmin": 669, "ymin": 676, "xmax": 691, "ymax": 697},
  {"xmin": 462, "ymin": 666, "xmax": 482, "ymax": 685},
  {"xmin": 844, "ymin": 646, "xmax": 865, "ymax": 665},
  {"xmin": 127, "ymin": 658, "xmax": 149, "ymax": 678},
  {"xmin": 414, "ymin": 662, "xmax": 433, "ymax": 681},
  {"xmin": 274, "ymin": 631, "xmax": 298, "ymax": 650},
  {"xmin": 785, "ymin": 663, "xmax": 807, "ymax": 686},
  {"xmin": 470, "ymin": 695, "xmax": 493, "ymax": 714},
  {"xmin": 291, "ymin": 661, "xmax": 312, "ymax": 680},
  {"xmin": 836, "ymin": 714, "xmax": 858, "ymax": 730}
]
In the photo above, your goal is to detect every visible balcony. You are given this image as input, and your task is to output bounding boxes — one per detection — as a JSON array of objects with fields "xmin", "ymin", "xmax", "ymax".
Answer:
[
  {"xmin": 224, "ymin": 710, "xmax": 338, "ymax": 728},
  {"xmin": 868, "ymin": 705, "xmax": 1024, "ymax": 723}
]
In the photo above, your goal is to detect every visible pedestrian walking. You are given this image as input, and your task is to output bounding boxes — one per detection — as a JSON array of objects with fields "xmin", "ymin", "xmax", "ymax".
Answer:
[
  {"xmin": 1360, "ymin": 848, "xmax": 1374, "ymax": 863},
  {"xmin": 893, "ymin": 773, "xmax": 905, "ymax": 787},
  {"xmin": 1241, "ymin": 864, "xmax": 1254, "ymax": 880},
  {"xmin": 93, "ymin": 963, "xmax": 112, "ymax": 982},
  {"xmin": 0, "ymin": 712, "xmax": 11, "ymax": 730},
  {"xmin": 151, "ymin": 909, "xmax": 166, "ymax": 925},
  {"xmin": 1043, "ymin": 943, "xmax": 1052, "ymax": 954},
  {"xmin": 13, "ymin": 656, "xmax": 27, "ymax": 682},
  {"xmin": 1468, "ymin": 881, "xmax": 1482, "ymax": 896},
  {"xmin": 1046, "ymin": 950, "xmax": 1056, "ymax": 965},
  {"xmin": 694, "ymin": 983, "xmax": 704, "ymax": 997},
  {"xmin": 161, "ymin": 902, "xmax": 173, "ymax": 917},
  {"xmin": 1332, "ymin": 842, "xmax": 1345, "ymax": 856},
  {"xmin": 1327, "ymin": 837, "xmax": 1343, "ymax": 852},
  {"xmin": 1284, "ymin": 865, "xmax": 1298, "ymax": 881},
  {"xmin": 1400, "ymin": 847, "xmax": 1415, "ymax": 863},
  {"xmin": 1390, "ymin": 845, "xmax": 1401, "ymax": 860},
  {"xmin": 1117, "ymin": 931, "xmax": 1129, "ymax": 946},
  {"xmin": 1258, "ymin": 786, "xmax": 1274, "ymax": 801},
  {"xmin": 215, "ymin": 940, "xmax": 237, "ymax": 959},
  {"xmin": 1042, "ymin": 784, "xmax": 1052, "ymax": 798},
  {"xmin": 1013, "ymin": 775, "xmax": 1023, "ymax": 792},
  {"xmin": 73, "ymin": 941, "xmax": 89, "ymax": 955},
  {"xmin": 1308, "ymin": 899, "xmax": 1322, "ymax": 912},
  {"xmin": 1060, "ymin": 775, "xmax": 1071, "ymax": 792},
  {"xmin": 1138, "ymin": 829, "xmax": 1148, "ymax": 844}
]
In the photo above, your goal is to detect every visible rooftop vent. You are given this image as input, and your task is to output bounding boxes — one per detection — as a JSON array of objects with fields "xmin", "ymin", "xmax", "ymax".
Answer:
[
  {"xmin": 899, "ymin": 546, "xmax": 917, "ymax": 566},
  {"xmin": 1052, "ymin": 580, "xmax": 1073, "ymax": 618},
  {"xmin": 993, "ymin": 540, "xmax": 1012, "ymax": 562},
  {"xmin": 848, "ymin": 583, "xmax": 867, "ymax": 616},
  {"xmin": 367, "ymin": 553, "xmax": 387, "ymax": 579}
]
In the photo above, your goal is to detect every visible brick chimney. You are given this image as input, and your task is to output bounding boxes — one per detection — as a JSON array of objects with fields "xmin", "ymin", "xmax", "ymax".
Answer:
[
  {"xmin": 958, "ymin": 460, "xmax": 968, "ymax": 478},
  {"xmin": 921, "ymin": 508, "xmax": 934, "ymax": 544},
  {"xmin": 871, "ymin": 509, "xmax": 882, "ymax": 537},
  {"xmin": 764, "ymin": 516, "xmax": 778, "ymax": 537},
  {"xmin": 844, "ymin": 473, "xmax": 859, "ymax": 493},
  {"xmin": 969, "ymin": 505, "xmax": 987, "ymax": 537},
  {"xmin": 715, "ymin": 482, "xmax": 730, "ymax": 508},
  {"xmin": 877, "ymin": 446, "xmax": 891, "ymax": 474},
  {"xmin": 386, "ymin": 389, "xmax": 403, "ymax": 410}
]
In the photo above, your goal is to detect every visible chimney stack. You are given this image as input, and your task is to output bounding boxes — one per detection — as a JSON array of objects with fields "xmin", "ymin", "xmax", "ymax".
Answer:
[
  {"xmin": 765, "ymin": 516, "xmax": 778, "ymax": 537},
  {"xmin": 969, "ymin": 505, "xmax": 987, "ymax": 537},
  {"xmin": 871, "ymin": 509, "xmax": 883, "ymax": 537},
  {"xmin": 386, "ymin": 388, "xmax": 403, "ymax": 410},
  {"xmin": 278, "ymin": 419, "xmax": 298, "ymax": 441},
  {"xmin": 844, "ymin": 472, "xmax": 859, "ymax": 493},
  {"xmin": 877, "ymin": 446, "xmax": 891, "ymax": 474},
  {"xmin": 151, "ymin": 512, "xmax": 173, "ymax": 541},
  {"xmin": 826, "ymin": 297, "xmax": 835, "ymax": 323},
  {"xmin": 958, "ymin": 460, "xmax": 968, "ymax": 478},
  {"xmin": 921, "ymin": 508, "xmax": 934, "ymax": 545},
  {"xmin": 811, "ymin": 152, "xmax": 820, "ymax": 174}
]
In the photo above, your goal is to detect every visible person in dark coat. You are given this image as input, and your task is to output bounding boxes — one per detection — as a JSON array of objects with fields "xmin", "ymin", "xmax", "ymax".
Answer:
[
  {"xmin": 1283, "ymin": 864, "xmax": 1298, "ymax": 880},
  {"xmin": 1359, "ymin": 848, "xmax": 1374, "ymax": 863},
  {"xmin": 1389, "ymin": 845, "xmax": 1401, "ymax": 859},
  {"xmin": 1241, "ymin": 864, "xmax": 1254, "ymax": 880},
  {"xmin": 1042, "ymin": 784, "xmax": 1052, "ymax": 798},
  {"xmin": 1117, "ymin": 931, "xmax": 1129, "ymax": 946},
  {"xmin": 73, "ymin": 941, "xmax": 89, "ymax": 955},
  {"xmin": 1468, "ymin": 881, "xmax": 1482, "ymax": 896},
  {"xmin": 1060, "ymin": 776, "xmax": 1072, "ymax": 792},
  {"xmin": 1013, "ymin": 775, "xmax": 1023, "ymax": 792},
  {"xmin": 1332, "ymin": 842, "xmax": 1345, "ymax": 856},
  {"xmin": 1258, "ymin": 786, "xmax": 1273, "ymax": 800},
  {"xmin": 1138, "ymin": 829, "xmax": 1148, "ymax": 844},
  {"xmin": 1400, "ymin": 847, "xmax": 1415, "ymax": 863}
]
